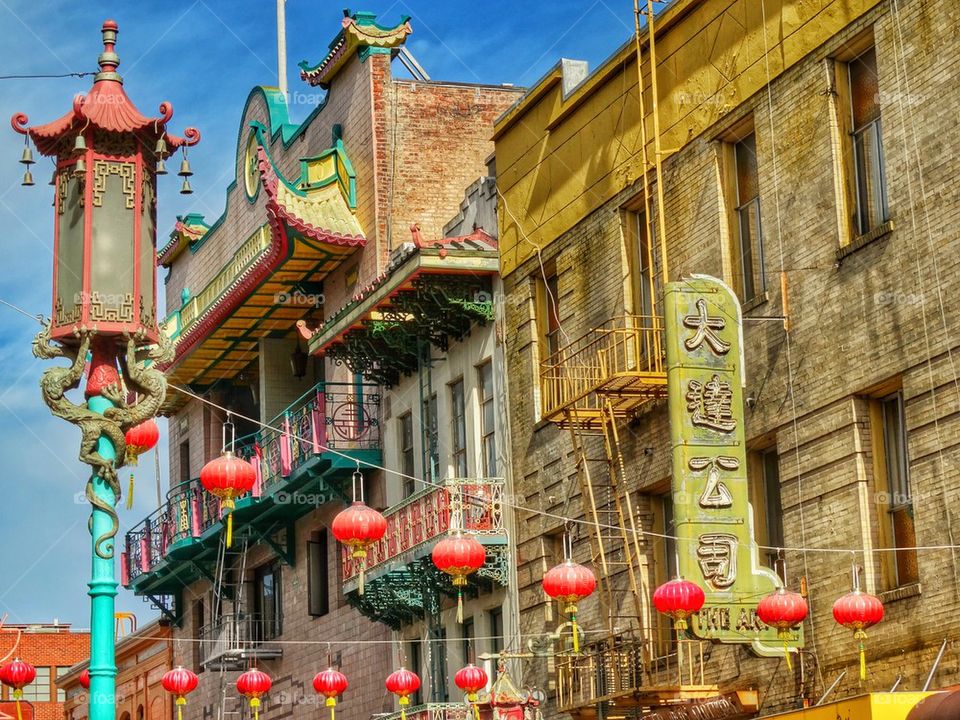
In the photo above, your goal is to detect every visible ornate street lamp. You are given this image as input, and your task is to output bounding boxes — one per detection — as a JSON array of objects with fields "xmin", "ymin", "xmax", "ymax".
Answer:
[{"xmin": 12, "ymin": 20, "xmax": 199, "ymax": 720}]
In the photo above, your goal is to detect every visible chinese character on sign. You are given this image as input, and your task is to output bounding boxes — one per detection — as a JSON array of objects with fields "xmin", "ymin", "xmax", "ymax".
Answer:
[
  {"xmin": 683, "ymin": 298, "xmax": 730, "ymax": 355},
  {"xmin": 686, "ymin": 375, "xmax": 736, "ymax": 432},
  {"xmin": 697, "ymin": 533, "xmax": 738, "ymax": 588},
  {"xmin": 689, "ymin": 456, "xmax": 738, "ymax": 508}
]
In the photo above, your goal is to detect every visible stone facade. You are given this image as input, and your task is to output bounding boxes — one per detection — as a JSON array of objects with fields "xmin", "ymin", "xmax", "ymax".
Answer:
[{"xmin": 494, "ymin": 0, "xmax": 960, "ymax": 715}]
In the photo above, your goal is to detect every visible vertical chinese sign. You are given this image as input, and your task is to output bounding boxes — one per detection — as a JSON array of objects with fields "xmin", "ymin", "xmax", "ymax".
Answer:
[{"xmin": 664, "ymin": 275, "xmax": 802, "ymax": 656}]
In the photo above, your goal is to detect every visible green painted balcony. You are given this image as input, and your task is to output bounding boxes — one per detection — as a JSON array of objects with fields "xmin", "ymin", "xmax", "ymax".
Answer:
[
  {"xmin": 121, "ymin": 381, "xmax": 381, "ymax": 610},
  {"xmin": 343, "ymin": 477, "xmax": 509, "ymax": 629}
]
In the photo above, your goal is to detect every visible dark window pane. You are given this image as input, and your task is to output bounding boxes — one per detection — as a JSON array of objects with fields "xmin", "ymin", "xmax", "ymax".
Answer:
[
  {"xmin": 308, "ymin": 534, "xmax": 329, "ymax": 616},
  {"xmin": 735, "ymin": 133, "xmax": 759, "ymax": 203},
  {"xmin": 850, "ymin": 47, "xmax": 880, "ymax": 129}
]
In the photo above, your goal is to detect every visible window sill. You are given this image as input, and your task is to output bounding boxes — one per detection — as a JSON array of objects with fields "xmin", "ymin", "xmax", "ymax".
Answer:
[
  {"xmin": 742, "ymin": 292, "xmax": 769, "ymax": 314},
  {"xmin": 836, "ymin": 219, "xmax": 894, "ymax": 262},
  {"xmin": 878, "ymin": 581, "xmax": 921, "ymax": 604}
]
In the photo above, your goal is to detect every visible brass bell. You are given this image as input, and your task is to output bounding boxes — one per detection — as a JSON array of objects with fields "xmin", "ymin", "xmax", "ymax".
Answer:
[
  {"xmin": 180, "ymin": 178, "xmax": 193, "ymax": 195},
  {"xmin": 21, "ymin": 169, "xmax": 34, "ymax": 186},
  {"xmin": 156, "ymin": 158, "xmax": 168, "ymax": 175},
  {"xmin": 72, "ymin": 134, "xmax": 87, "ymax": 156},
  {"xmin": 19, "ymin": 145, "xmax": 34, "ymax": 165},
  {"xmin": 178, "ymin": 156, "xmax": 193, "ymax": 177},
  {"xmin": 155, "ymin": 136, "xmax": 168, "ymax": 157},
  {"xmin": 73, "ymin": 157, "xmax": 86, "ymax": 178},
  {"xmin": 48, "ymin": 170, "xmax": 56, "ymax": 186}
]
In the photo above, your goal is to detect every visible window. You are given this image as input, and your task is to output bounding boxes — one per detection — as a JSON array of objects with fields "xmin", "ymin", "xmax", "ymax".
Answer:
[
  {"xmin": 749, "ymin": 447, "xmax": 785, "ymax": 572},
  {"xmin": 20, "ymin": 667, "xmax": 50, "ymax": 702},
  {"xmin": 308, "ymin": 531, "xmax": 330, "ymax": 616},
  {"xmin": 434, "ymin": 629, "xmax": 449, "ymax": 702},
  {"xmin": 623, "ymin": 206, "xmax": 659, "ymax": 319},
  {"xmin": 255, "ymin": 561, "xmax": 282, "ymax": 640},
  {"xmin": 192, "ymin": 599, "xmax": 205, "ymax": 671},
  {"xmin": 423, "ymin": 394, "xmax": 439, "ymax": 483},
  {"xmin": 846, "ymin": 46, "xmax": 888, "ymax": 235},
  {"xmin": 732, "ymin": 133, "xmax": 764, "ymax": 301},
  {"xmin": 535, "ymin": 262, "xmax": 561, "ymax": 360},
  {"xmin": 651, "ymin": 493, "xmax": 677, "ymax": 655},
  {"xmin": 462, "ymin": 616, "xmax": 476, "ymax": 664},
  {"xmin": 478, "ymin": 361, "xmax": 497, "ymax": 476},
  {"xmin": 399, "ymin": 413, "xmax": 416, "ymax": 497},
  {"xmin": 409, "ymin": 640, "xmax": 423, "ymax": 706},
  {"xmin": 450, "ymin": 379, "xmax": 468, "ymax": 478},
  {"xmin": 179, "ymin": 440, "xmax": 191, "ymax": 483},
  {"xmin": 488, "ymin": 607, "xmax": 504, "ymax": 655},
  {"xmin": 870, "ymin": 391, "xmax": 917, "ymax": 587}
]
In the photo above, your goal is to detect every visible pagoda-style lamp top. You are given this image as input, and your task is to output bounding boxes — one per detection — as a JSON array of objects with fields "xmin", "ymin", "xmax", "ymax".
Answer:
[{"xmin": 11, "ymin": 19, "xmax": 200, "ymax": 347}]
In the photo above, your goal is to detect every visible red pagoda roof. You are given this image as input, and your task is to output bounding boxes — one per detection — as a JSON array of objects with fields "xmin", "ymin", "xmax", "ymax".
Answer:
[{"xmin": 11, "ymin": 20, "xmax": 199, "ymax": 155}]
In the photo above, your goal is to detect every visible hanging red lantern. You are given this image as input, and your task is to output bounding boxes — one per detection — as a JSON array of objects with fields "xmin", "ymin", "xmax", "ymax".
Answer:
[
  {"xmin": 653, "ymin": 577, "xmax": 705, "ymax": 633},
  {"xmin": 432, "ymin": 531, "xmax": 486, "ymax": 622},
  {"xmin": 757, "ymin": 587, "xmax": 808, "ymax": 670},
  {"xmin": 237, "ymin": 668, "xmax": 272, "ymax": 720},
  {"xmin": 833, "ymin": 589, "xmax": 883, "ymax": 681},
  {"xmin": 313, "ymin": 668, "xmax": 348, "ymax": 720},
  {"xmin": 200, "ymin": 450, "xmax": 256, "ymax": 548},
  {"xmin": 0, "ymin": 659, "xmax": 36, "ymax": 720},
  {"xmin": 454, "ymin": 663, "xmax": 488, "ymax": 720},
  {"xmin": 79, "ymin": 668, "xmax": 90, "ymax": 690},
  {"xmin": 332, "ymin": 500, "xmax": 387, "ymax": 595},
  {"xmin": 386, "ymin": 667, "xmax": 420, "ymax": 720},
  {"xmin": 161, "ymin": 666, "xmax": 199, "ymax": 720},
  {"xmin": 123, "ymin": 417, "xmax": 160, "ymax": 509},
  {"xmin": 543, "ymin": 558, "xmax": 597, "ymax": 652}
]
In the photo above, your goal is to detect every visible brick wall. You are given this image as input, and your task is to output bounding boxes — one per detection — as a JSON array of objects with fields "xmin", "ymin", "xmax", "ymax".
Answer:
[
  {"xmin": 499, "ymin": 0, "xmax": 960, "ymax": 714},
  {"xmin": 0, "ymin": 626, "xmax": 89, "ymax": 720}
]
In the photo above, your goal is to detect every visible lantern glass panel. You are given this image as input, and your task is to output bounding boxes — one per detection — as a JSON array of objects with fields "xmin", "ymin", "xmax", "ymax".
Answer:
[
  {"xmin": 90, "ymin": 160, "xmax": 136, "ymax": 324},
  {"xmin": 56, "ymin": 170, "xmax": 85, "ymax": 327},
  {"xmin": 139, "ymin": 178, "xmax": 156, "ymax": 328}
]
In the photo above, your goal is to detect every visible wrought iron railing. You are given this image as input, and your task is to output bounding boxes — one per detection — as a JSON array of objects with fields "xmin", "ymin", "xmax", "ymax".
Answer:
[
  {"xmin": 341, "ymin": 478, "xmax": 504, "ymax": 582},
  {"xmin": 374, "ymin": 703, "xmax": 469, "ymax": 720},
  {"xmin": 554, "ymin": 628, "xmax": 711, "ymax": 712},
  {"xmin": 259, "ymin": 381, "xmax": 381, "ymax": 490},
  {"xmin": 539, "ymin": 315, "xmax": 665, "ymax": 420},
  {"xmin": 199, "ymin": 612, "xmax": 283, "ymax": 668}
]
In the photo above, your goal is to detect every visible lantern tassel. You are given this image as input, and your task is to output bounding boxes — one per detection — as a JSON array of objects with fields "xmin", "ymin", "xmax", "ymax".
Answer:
[
  {"xmin": 473, "ymin": 703, "xmax": 480, "ymax": 720},
  {"xmin": 251, "ymin": 698, "xmax": 260, "ymax": 720},
  {"xmin": 14, "ymin": 692, "xmax": 22, "ymax": 720},
  {"xmin": 359, "ymin": 560, "xmax": 365, "ymax": 596},
  {"xmin": 400, "ymin": 695, "xmax": 409, "ymax": 720},
  {"xmin": 176, "ymin": 696, "xmax": 186, "ymax": 720},
  {"xmin": 457, "ymin": 588, "xmax": 464, "ymax": 623},
  {"xmin": 856, "ymin": 630, "xmax": 867, "ymax": 681},
  {"xmin": 783, "ymin": 638, "xmax": 792, "ymax": 671},
  {"xmin": 327, "ymin": 697, "xmax": 336, "ymax": 720},
  {"xmin": 226, "ymin": 512, "xmax": 233, "ymax": 549},
  {"xmin": 571, "ymin": 613, "xmax": 580, "ymax": 653},
  {"xmin": 126, "ymin": 471, "xmax": 135, "ymax": 510}
]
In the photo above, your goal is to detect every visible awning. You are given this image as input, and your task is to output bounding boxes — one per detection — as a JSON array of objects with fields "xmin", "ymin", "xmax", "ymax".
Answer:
[{"xmin": 767, "ymin": 693, "xmax": 935, "ymax": 720}]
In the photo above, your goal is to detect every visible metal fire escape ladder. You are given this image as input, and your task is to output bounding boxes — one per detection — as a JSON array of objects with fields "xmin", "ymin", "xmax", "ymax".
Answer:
[{"xmin": 210, "ymin": 532, "xmax": 251, "ymax": 720}]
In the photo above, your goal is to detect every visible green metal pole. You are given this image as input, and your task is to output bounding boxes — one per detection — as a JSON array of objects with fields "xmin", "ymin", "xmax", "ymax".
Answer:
[{"xmin": 87, "ymin": 392, "xmax": 117, "ymax": 720}]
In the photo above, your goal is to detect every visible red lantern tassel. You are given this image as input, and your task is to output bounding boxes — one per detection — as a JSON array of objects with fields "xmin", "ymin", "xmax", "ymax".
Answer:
[
  {"xmin": 176, "ymin": 696, "xmax": 186, "ymax": 720},
  {"xmin": 251, "ymin": 698, "xmax": 260, "ymax": 720},
  {"xmin": 469, "ymin": 694, "xmax": 480, "ymax": 720},
  {"xmin": 327, "ymin": 697, "xmax": 336, "ymax": 720},
  {"xmin": 14, "ymin": 691, "xmax": 22, "ymax": 720},
  {"xmin": 400, "ymin": 695, "xmax": 409, "ymax": 720},
  {"xmin": 571, "ymin": 613, "xmax": 580, "ymax": 653},
  {"xmin": 457, "ymin": 587, "xmax": 464, "ymax": 624},
  {"xmin": 127, "ymin": 471, "xmax": 135, "ymax": 510},
  {"xmin": 783, "ymin": 637, "xmax": 792, "ymax": 671},
  {"xmin": 856, "ymin": 630, "xmax": 867, "ymax": 680},
  {"xmin": 226, "ymin": 512, "xmax": 233, "ymax": 549}
]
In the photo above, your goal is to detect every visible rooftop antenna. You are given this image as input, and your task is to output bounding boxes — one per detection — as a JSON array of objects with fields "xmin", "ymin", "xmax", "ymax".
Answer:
[{"xmin": 277, "ymin": 0, "xmax": 288, "ymax": 99}]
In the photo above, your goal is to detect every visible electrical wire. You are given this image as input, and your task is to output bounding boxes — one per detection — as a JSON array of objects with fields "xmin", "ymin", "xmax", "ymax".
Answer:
[{"xmin": 0, "ymin": 71, "xmax": 94, "ymax": 80}]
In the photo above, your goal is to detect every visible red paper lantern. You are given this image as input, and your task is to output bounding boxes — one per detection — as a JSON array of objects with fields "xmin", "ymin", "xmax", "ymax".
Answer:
[
  {"xmin": 543, "ymin": 559, "xmax": 597, "ymax": 652},
  {"xmin": 79, "ymin": 668, "xmax": 90, "ymax": 690},
  {"xmin": 833, "ymin": 590, "xmax": 884, "ymax": 680},
  {"xmin": 237, "ymin": 668, "xmax": 272, "ymax": 720},
  {"xmin": 386, "ymin": 667, "xmax": 420, "ymax": 720},
  {"xmin": 432, "ymin": 531, "xmax": 486, "ymax": 622},
  {"xmin": 125, "ymin": 418, "xmax": 160, "ymax": 465},
  {"xmin": 0, "ymin": 659, "xmax": 36, "ymax": 720},
  {"xmin": 332, "ymin": 501, "xmax": 387, "ymax": 595},
  {"xmin": 162, "ymin": 666, "xmax": 199, "ymax": 720},
  {"xmin": 313, "ymin": 668, "xmax": 348, "ymax": 720},
  {"xmin": 454, "ymin": 664, "xmax": 488, "ymax": 720},
  {"xmin": 757, "ymin": 588, "xmax": 808, "ymax": 669},
  {"xmin": 653, "ymin": 577, "xmax": 705, "ymax": 632},
  {"xmin": 200, "ymin": 451, "xmax": 256, "ymax": 547}
]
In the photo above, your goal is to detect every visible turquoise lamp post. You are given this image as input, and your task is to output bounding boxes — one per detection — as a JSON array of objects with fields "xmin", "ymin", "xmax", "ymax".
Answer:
[{"xmin": 12, "ymin": 20, "xmax": 199, "ymax": 720}]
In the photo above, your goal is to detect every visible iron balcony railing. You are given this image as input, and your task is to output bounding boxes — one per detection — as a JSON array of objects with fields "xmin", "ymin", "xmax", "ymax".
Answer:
[
  {"xmin": 554, "ymin": 628, "xmax": 712, "ymax": 713},
  {"xmin": 341, "ymin": 478, "xmax": 505, "ymax": 583},
  {"xmin": 539, "ymin": 315, "xmax": 666, "ymax": 423},
  {"xmin": 122, "ymin": 381, "xmax": 381, "ymax": 585},
  {"xmin": 374, "ymin": 703, "xmax": 469, "ymax": 720},
  {"xmin": 199, "ymin": 612, "xmax": 283, "ymax": 669}
]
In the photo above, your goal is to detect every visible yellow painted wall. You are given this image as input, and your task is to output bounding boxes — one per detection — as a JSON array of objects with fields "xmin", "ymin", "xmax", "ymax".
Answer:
[
  {"xmin": 766, "ymin": 693, "xmax": 934, "ymax": 719},
  {"xmin": 494, "ymin": 0, "xmax": 884, "ymax": 277}
]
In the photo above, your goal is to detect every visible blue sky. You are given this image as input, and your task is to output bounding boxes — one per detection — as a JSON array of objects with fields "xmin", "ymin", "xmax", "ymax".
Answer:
[{"xmin": 0, "ymin": 0, "xmax": 636, "ymax": 628}]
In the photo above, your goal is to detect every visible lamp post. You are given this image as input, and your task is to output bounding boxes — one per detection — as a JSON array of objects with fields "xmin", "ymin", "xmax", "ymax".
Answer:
[{"xmin": 12, "ymin": 20, "xmax": 199, "ymax": 720}]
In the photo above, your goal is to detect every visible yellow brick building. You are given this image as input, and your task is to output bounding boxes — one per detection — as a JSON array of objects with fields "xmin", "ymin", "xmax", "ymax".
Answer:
[{"xmin": 494, "ymin": 0, "xmax": 960, "ymax": 716}]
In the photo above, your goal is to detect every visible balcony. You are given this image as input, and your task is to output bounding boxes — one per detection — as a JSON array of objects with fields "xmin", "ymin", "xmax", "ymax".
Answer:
[
  {"xmin": 122, "ymin": 381, "xmax": 381, "ymax": 607},
  {"xmin": 343, "ymin": 478, "xmax": 509, "ymax": 628},
  {"xmin": 539, "ymin": 315, "xmax": 666, "ymax": 429},
  {"xmin": 555, "ymin": 631, "xmax": 758, "ymax": 719},
  {"xmin": 199, "ymin": 613, "xmax": 282, "ymax": 671}
]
